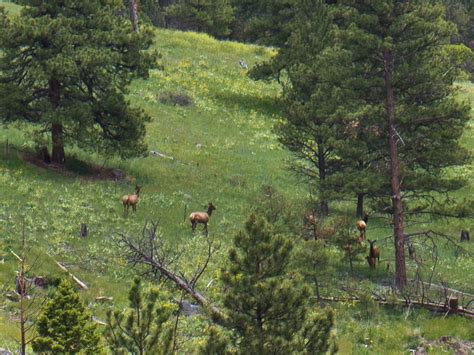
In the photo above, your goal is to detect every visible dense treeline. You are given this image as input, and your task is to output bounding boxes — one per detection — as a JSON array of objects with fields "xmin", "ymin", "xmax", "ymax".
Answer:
[{"xmin": 127, "ymin": 0, "xmax": 473, "ymax": 49}]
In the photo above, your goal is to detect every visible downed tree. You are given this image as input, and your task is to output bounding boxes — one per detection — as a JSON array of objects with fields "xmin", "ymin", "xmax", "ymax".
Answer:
[
  {"xmin": 54, "ymin": 261, "xmax": 88, "ymax": 290},
  {"xmin": 118, "ymin": 221, "xmax": 225, "ymax": 322},
  {"xmin": 317, "ymin": 296, "xmax": 474, "ymax": 318}
]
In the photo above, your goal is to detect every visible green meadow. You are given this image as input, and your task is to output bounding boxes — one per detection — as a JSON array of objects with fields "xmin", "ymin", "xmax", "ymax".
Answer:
[{"xmin": 0, "ymin": 2, "xmax": 473, "ymax": 352}]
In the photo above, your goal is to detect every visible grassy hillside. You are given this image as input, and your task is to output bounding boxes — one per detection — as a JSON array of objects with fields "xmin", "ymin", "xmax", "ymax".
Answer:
[
  {"xmin": 0, "ymin": 1, "xmax": 20, "ymax": 15},
  {"xmin": 0, "ymin": 5, "xmax": 473, "ymax": 352}
]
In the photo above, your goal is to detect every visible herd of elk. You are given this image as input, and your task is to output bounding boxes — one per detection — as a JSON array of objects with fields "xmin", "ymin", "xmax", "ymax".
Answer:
[
  {"xmin": 121, "ymin": 186, "xmax": 218, "ymax": 235},
  {"xmin": 189, "ymin": 202, "xmax": 216, "ymax": 236},
  {"xmin": 366, "ymin": 239, "xmax": 380, "ymax": 270},
  {"xmin": 122, "ymin": 186, "xmax": 141, "ymax": 216}
]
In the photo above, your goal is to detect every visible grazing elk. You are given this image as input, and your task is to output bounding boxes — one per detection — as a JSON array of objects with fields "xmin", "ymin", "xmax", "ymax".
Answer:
[
  {"xmin": 356, "ymin": 211, "xmax": 369, "ymax": 240},
  {"xmin": 366, "ymin": 239, "xmax": 380, "ymax": 270},
  {"xmin": 190, "ymin": 202, "xmax": 216, "ymax": 235},
  {"xmin": 460, "ymin": 229, "xmax": 470, "ymax": 242},
  {"xmin": 122, "ymin": 186, "xmax": 141, "ymax": 216}
]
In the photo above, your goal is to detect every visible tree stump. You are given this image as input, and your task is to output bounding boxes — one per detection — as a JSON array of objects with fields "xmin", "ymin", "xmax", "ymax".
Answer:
[
  {"xmin": 448, "ymin": 297, "xmax": 458, "ymax": 314},
  {"xmin": 80, "ymin": 223, "xmax": 88, "ymax": 238},
  {"xmin": 460, "ymin": 230, "xmax": 470, "ymax": 242},
  {"xmin": 15, "ymin": 276, "xmax": 27, "ymax": 296},
  {"xmin": 38, "ymin": 146, "xmax": 51, "ymax": 164},
  {"xmin": 32, "ymin": 276, "xmax": 48, "ymax": 288}
]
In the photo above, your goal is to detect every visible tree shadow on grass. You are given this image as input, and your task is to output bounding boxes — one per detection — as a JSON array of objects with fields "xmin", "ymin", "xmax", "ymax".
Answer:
[
  {"xmin": 0, "ymin": 144, "xmax": 127, "ymax": 182},
  {"xmin": 213, "ymin": 90, "xmax": 283, "ymax": 118}
]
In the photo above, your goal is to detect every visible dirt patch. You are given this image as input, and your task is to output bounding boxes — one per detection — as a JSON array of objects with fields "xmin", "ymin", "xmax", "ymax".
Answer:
[{"xmin": 413, "ymin": 336, "xmax": 474, "ymax": 354}]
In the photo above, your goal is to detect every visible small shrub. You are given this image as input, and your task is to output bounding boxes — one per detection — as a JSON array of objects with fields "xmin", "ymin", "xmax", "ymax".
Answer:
[{"xmin": 158, "ymin": 91, "xmax": 194, "ymax": 107}]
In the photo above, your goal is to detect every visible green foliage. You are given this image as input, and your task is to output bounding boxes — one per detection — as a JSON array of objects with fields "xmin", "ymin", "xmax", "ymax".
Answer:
[
  {"xmin": 165, "ymin": 0, "xmax": 235, "ymax": 38},
  {"xmin": 332, "ymin": 0, "xmax": 473, "ymax": 216},
  {"xmin": 333, "ymin": 217, "xmax": 367, "ymax": 272},
  {"xmin": 32, "ymin": 280, "xmax": 102, "ymax": 354},
  {"xmin": 0, "ymin": 0, "xmax": 157, "ymax": 162},
  {"xmin": 104, "ymin": 278, "xmax": 174, "ymax": 355},
  {"xmin": 220, "ymin": 214, "xmax": 334, "ymax": 354},
  {"xmin": 200, "ymin": 326, "xmax": 230, "ymax": 355},
  {"xmin": 293, "ymin": 239, "xmax": 334, "ymax": 300},
  {"xmin": 0, "ymin": 11, "xmax": 472, "ymax": 352},
  {"xmin": 232, "ymin": 0, "xmax": 298, "ymax": 45}
]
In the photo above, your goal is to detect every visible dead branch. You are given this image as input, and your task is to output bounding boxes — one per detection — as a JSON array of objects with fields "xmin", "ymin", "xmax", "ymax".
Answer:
[
  {"xmin": 118, "ymin": 221, "xmax": 224, "ymax": 322},
  {"xmin": 54, "ymin": 261, "xmax": 88, "ymax": 290}
]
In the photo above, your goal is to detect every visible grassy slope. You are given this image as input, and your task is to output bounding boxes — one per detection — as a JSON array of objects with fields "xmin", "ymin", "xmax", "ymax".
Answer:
[{"xmin": 0, "ymin": 2, "xmax": 473, "ymax": 351}]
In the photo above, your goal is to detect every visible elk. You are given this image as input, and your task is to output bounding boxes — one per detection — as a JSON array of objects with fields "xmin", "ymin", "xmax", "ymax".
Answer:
[
  {"xmin": 122, "ymin": 186, "xmax": 141, "ymax": 216},
  {"xmin": 356, "ymin": 211, "xmax": 369, "ymax": 240},
  {"xmin": 367, "ymin": 239, "xmax": 380, "ymax": 270},
  {"xmin": 190, "ymin": 202, "xmax": 216, "ymax": 235},
  {"xmin": 303, "ymin": 212, "xmax": 318, "ymax": 240}
]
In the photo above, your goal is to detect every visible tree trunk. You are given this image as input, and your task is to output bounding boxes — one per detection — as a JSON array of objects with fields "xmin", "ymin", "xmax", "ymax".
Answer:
[
  {"xmin": 51, "ymin": 123, "xmax": 65, "ymax": 165},
  {"xmin": 130, "ymin": 0, "xmax": 139, "ymax": 32},
  {"xmin": 356, "ymin": 193, "xmax": 364, "ymax": 218},
  {"xmin": 317, "ymin": 140, "xmax": 329, "ymax": 217},
  {"xmin": 49, "ymin": 79, "xmax": 65, "ymax": 164},
  {"xmin": 384, "ymin": 48, "xmax": 407, "ymax": 290}
]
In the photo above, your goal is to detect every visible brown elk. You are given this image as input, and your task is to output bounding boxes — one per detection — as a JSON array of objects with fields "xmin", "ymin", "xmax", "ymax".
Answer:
[
  {"xmin": 122, "ymin": 186, "xmax": 141, "ymax": 216},
  {"xmin": 190, "ymin": 202, "xmax": 216, "ymax": 235},
  {"xmin": 356, "ymin": 212, "xmax": 369, "ymax": 240},
  {"xmin": 366, "ymin": 239, "xmax": 380, "ymax": 270},
  {"xmin": 303, "ymin": 212, "xmax": 318, "ymax": 240}
]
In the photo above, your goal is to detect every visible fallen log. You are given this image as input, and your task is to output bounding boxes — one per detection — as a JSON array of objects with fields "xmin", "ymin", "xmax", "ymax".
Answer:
[
  {"xmin": 95, "ymin": 296, "xmax": 113, "ymax": 302},
  {"xmin": 54, "ymin": 261, "xmax": 88, "ymax": 290},
  {"xmin": 119, "ymin": 234, "xmax": 225, "ymax": 323},
  {"xmin": 317, "ymin": 296, "xmax": 474, "ymax": 318}
]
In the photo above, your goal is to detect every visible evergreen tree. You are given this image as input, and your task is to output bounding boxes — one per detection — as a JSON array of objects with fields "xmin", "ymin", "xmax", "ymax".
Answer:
[
  {"xmin": 164, "ymin": 0, "xmax": 235, "ymax": 38},
  {"xmin": 219, "ymin": 214, "xmax": 334, "ymax": 354},
  {"xmin": 200, "ymin": 326, "xmax": 230, "ymax": 355},
  {"xmin": 104, "ymin": 278, "xmax": 173, "ymax": 355},
  {"xmin": 32, "ymin": 280, "xmax": 101, "ymax": 353},
  {"xmin": 249, "ymin": 0, "xmax": 387, "ymax": 217},
  {"xmin": 232, "ymin": 0, "xmax": 298, "ymax": 45},
  {"xmin": 0, "ymin": 0, "xmax": 156, "ymax": 164},
  {"xmin": 334, "ymin": 0, "xmax": 472, "ymax": 288}
]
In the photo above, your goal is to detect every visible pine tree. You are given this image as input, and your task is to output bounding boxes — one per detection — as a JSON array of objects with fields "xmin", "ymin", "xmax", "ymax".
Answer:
[
  {"xmin": 334, "ymin": 1, "xmax": 472, "ymax": 288},
  {"xmin": 32, "ymin": 280, "xmax": 101, "ymax": 353},
  {"xmin": 164, "ymin": 0, "xmax": 235, "ymax": 38},
  {"xmin": 104, "ymin": 278, "xmax": 173, "ymax": 355},
  {"xmin": 0, "ymin": 0, "xmax": 157, "ymax": 164},
  {"xmin": 219, "ymin": 214, "xmax": 334, "ymax": 354},
  {"xmin": 249, "ymin": 1, "xmax": 387, "ymax": 217},
  {"xmin": 200, "ymin": 326, "xmax": 230, "ymax": 355}
]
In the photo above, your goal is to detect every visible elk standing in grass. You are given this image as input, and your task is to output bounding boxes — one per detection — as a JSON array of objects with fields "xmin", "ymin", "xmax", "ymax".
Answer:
[
  {"xmin": 122, "ymin": 186, "xmax": 141, "ymax": 216},
  {"xmin": 366, "ymin": 239, "xmax": 380, "ymax": 270},
  {"xmin": 190, "ymin": 202, "xmax": 216, "ymax": 236},
  {"xmin": 356, "ymin": 212, "xmax": 369, "ymax": 240}
]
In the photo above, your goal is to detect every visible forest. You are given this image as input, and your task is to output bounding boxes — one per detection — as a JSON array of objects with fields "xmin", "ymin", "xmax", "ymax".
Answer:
[{"xmin": 0, "ymin": 0, "xmax": 473, "ymax": 354}]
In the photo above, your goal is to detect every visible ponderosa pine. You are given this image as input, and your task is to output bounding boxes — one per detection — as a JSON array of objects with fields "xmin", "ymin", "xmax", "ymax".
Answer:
[
  {"xmin": 0, "ymin": 0, "xmax": 156, "ymax": 164},
  {"xmin": 334, "ymin": 0, "xmax": 472, "ymax": 289},
  {"xmin": 218, "ymin": 214, "xmax": 334, "ymax": 354}
]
